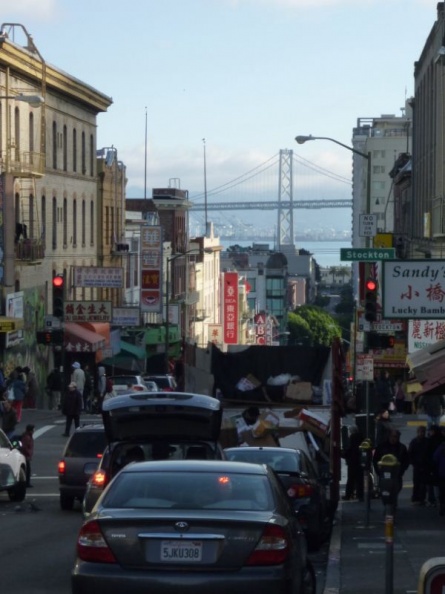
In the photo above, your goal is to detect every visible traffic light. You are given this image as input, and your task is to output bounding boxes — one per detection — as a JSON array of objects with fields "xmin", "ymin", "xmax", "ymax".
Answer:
[
  {"xmin": 36, "ymin": 329, "xmax": 64, "ymax": 345},
  {"xmin": 367, "ymin": 333, "xmax": 395, "ymax": 349},
  {"xmin": 36, "ymin": 330, "xmax": 53, "ymax": 345},
  {"xmin": 380, "ymin": 335, "xmax": 395, "ymax": 349},
  {"xmin": 52, "ymin": 274, "xmax": 65, "ymax": 320},
  {"xmin": 364, "ymin": 278, "xmax": 378, "ymax": 322}
]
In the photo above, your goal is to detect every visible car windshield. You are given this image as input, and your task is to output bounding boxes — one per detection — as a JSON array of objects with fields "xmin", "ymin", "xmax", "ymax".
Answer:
[
  {"xmin": 64, "ymin": 431, "xmax": 107, "ymax": 457},
  {"xmin": 112, "ymin": 377, "xmax": 138, "ymax": 386},
  {"xmin": 102, "ymin": 471, "xmax": 273, "ymax": 511},
  {"xmin": 225, "ymin": 450, "xmax": 302, "ymax": 473}
]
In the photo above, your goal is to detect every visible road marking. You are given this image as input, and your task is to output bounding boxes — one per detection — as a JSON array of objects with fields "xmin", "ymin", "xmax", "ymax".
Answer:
[{"xmin": 34, "ymin": 425, "xmax": 56, "ymax": 438}]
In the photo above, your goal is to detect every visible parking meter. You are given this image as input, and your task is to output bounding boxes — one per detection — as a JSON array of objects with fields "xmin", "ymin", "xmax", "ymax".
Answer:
[
  {"xmin": 377, "ymin": 454, "xmax": 400, "ymax": 506},
  {"xmin": 359, "ymin": 438, "xmax": 372, "ymax": 470}
]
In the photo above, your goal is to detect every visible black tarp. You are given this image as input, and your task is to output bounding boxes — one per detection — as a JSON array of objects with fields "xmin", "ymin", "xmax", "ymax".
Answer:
[{"xmin": 211, "ymin": 344, "xmax": 331, "ymax": 402}]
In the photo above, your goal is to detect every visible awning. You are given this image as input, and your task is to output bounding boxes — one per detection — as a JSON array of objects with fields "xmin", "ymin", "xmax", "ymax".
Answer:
[
  {"xmin": 120, "ymin": 340, "xmax": 146, "ymax": 359},
  {"xmin": 406, "ymin": 339, "xmax": 445, "ymax": 393},
  {"xmin": 64, "ymin": 322, "xmax": 106, "ymax": 353}
]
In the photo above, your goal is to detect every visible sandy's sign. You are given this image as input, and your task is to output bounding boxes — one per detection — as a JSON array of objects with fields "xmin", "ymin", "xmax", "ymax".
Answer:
[{"xmin": 382, "ymin": 260, "xmax": 445, "ymax": 319}]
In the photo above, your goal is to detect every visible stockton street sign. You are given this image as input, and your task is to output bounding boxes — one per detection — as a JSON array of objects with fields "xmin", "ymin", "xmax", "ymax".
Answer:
[{"xmin": 340, "ymin": 248, "xmax": 395, "ymax": 261}]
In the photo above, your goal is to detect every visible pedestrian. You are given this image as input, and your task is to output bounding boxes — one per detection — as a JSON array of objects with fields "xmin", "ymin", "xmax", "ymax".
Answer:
[
  {"xmin": 71, "ymin": 362, "xmax": 86, "ymax": 405},
  {"xmin": 394, "ymin": 378, "xmax": 406, "ymax": 414},
  {"xmin": 83, "ymin": 364, "xmax": 93, "ymax": 412},
  {"xmin": 341, "ymin": 425, "xmax": 364, "ymax": 501},
  {"xmin": 408, "ymin": 426, "xmax": 429, "ymax": 505},
  {"xmin": 426, "ymin": 424, "xmax": 445, "ymax": 507},
  {"xmin": 373, "ymin": 428, "xmax": 409, "ymax": 508},
  {"xmin": 7, "ymin": 368, "xmax": 26, "ymax": 422},
  {"xmin": 61, "ymin": 381, "xmax": 83, "ymax": 437},
  {"xmin": 432, "ymin": 438, "xmax": 445, "ymax": 515},
  {"xmin": 374, "ymin": 370, "xmax": 394, "ymax": 412},
  {"xmin": 1, "ymin": 397, "xmax": 18, "ymax": 439},
  {"xmin": 46, "ymin": 367, "xmax": 62, "ymax": 411},
  {"xmin": 21, "ymin": 423, "xmax": 35, "ymax": 488},
  {"xmin": 374, "ymin": 408, "xmax": 394, "ymax": 447},
  {"xmin": 0, "ymin": 361, "xmax": 6, "ymax": 397},
  {"xmin": 22, "ymin": 366, "xmax": 39, "ymax": 409},
  {"xmin": 97, "ymin": 366, "xmax": 106, "ymax": 398},
  {"xmin": 417, "ymin": 393, "xmax": 445, "ymax": 430}
]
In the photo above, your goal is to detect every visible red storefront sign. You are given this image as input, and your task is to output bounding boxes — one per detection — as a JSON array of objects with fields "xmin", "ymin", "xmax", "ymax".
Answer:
[{"xmin": 223, "ymin": 272, "xmax": 239, "ymax": 344}]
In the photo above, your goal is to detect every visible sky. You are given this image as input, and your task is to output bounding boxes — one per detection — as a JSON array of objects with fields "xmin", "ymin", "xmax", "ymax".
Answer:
[{"xmin": 0, "ymin": 0, "xmax": 438, "ymax": 237}]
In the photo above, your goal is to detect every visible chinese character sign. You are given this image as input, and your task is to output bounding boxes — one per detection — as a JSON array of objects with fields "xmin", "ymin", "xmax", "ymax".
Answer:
[
  {"xmin": 208, "ymin": 324, "xmax": 223, "ymax": 345},
  {"xmin": 254, "ymin": 313, "xmax": 266, "ymax": 345},
  {"xmin": 223, "ymin": 272, "xmax": 239, "ymax": 345},
  {"xmin": 382, "ymin": 261, "xmax": 445, "ymax": 319},
  {"xmin": 140, "ymin": 224, "xmax": 162, "ymax": 313},
  {"xmin": 408, "ymin": 319, "xmax": 445, "ymax": 352}
]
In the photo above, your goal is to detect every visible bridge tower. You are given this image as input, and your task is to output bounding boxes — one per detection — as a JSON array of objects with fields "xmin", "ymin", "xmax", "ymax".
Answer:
[{"xmin": 277, "ymin": 149, "xmax": 294, "ymax": 249}]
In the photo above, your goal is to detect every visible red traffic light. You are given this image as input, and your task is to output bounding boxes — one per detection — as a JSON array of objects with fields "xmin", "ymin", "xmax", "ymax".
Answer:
[
  {"xmin": 365, "ymin": 278, "xmax": 377, "ymax": 292},
  {"xmin": 53, "ymin": 275, "xmax": 64, "ymax": 288}
]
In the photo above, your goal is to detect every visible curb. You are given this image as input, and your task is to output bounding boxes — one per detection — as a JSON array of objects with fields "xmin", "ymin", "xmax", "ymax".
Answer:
[{"xmin": 322, "ymin": 501, "xmax": 342, "ymax": 594}]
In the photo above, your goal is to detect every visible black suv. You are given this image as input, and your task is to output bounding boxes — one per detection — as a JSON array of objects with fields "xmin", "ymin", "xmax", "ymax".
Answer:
[{"xmin": 58, "ymin": 423, "xmax": 107, "ymax": 511}]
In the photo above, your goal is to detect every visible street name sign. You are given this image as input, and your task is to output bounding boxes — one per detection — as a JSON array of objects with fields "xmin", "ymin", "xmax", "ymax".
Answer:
[
  {"xmin": 359, "ymin": 214, "xmax": 377, "ymax": 237},
  {"xmin": 340, "ymin": 248, "xmax": 395, "ymax": 261}
]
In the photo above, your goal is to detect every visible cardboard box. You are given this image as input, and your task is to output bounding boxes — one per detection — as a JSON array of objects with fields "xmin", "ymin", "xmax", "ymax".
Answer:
[
  {"xmin": 285, "ymin": 382, "xmax": 312, "ymax": 402},
  {"xmin": 218, "ymin": 426, "xmax": 239, "ymax": 449},
  {"xmin": 240, "ymin": 431, "xmax": 279, "ymax": 447},
  {"xmin": 298, "ymin": 408, "xmax": 329, "ymax": 438}
]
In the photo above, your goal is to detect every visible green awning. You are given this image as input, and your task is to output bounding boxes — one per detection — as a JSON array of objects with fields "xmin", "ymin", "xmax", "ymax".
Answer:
[{"xmin": 120, "ymin": 340, "xmax": 146, "ymax": 359}]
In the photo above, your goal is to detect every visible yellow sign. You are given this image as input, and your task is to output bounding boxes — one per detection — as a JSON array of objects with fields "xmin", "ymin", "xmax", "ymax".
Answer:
[
  {"xmin": 373, "ymin": 233, "xmax": 393, "ymax": 248},
  {"xmin": 0, "ymin": 317, "xmax": 24, "ymax": 332}
]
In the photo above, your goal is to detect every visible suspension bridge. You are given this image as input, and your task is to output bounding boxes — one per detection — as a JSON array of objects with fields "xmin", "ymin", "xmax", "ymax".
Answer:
[{"xmin": 189, "ymin": 149, "xmax": 352, "ymax": 247}]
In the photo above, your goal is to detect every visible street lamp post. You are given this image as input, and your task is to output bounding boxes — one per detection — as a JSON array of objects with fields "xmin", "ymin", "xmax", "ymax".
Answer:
[{"xmin": 295, "ymin": 134, "xmax": 373, "ymax": 441}]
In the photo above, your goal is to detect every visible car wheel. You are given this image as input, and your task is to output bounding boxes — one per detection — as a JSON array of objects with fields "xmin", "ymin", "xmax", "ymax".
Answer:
[
  {"xmin": 8, "ymin": 467, "xmax": 27, "ymax": 502},
  {"xmin": 300, "ymin": 560, "xmax": 316, "ymax": 594},
  {"xmin": 60, "ymin": 494, "xmax": 75, "ymax": 511}
]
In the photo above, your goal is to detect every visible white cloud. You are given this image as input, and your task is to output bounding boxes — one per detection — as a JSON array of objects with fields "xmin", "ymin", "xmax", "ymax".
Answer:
[{"xmin": 0, "ymin": 0, "xmax": 58, "ymax": 20}]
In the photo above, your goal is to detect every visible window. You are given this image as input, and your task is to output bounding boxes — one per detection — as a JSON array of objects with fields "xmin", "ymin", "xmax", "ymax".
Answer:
[
  {"xmin": 63, "ymin": 125, "xmax": 67, "ymax": 171},
  {"xmin": 373, "ymin": 165, "xmax": 385, "ymax": 174},
  {"xmin": 29, "ymin": 112, "xmax": 34, "ymax": 163},
  {"xmin": 89, "ymin": 134, "xmax": 94, "ymax": 176},
  {"xmin": 105, "ymin": 206, "xmax": 110, "ymax": 246},
  {"xmin": 41, "ymin": 195, "xmax": 46, "ymax": 246},
  {"xmin": 73, "ymin": 199, "xmax": 77, "ymax": 247},
  {"xmin": 372, "ymin": 181, "xmax": 386, "ymax": 191},
  {"xmin": 72, "ymin": 128, "xmax": 77, "ymax": 172},
  {"xmin": 14, "ymin": 107, "xmax": 20, "ymax": 161},
  {"xmin": 81, "ymin": 131, "xmax": 86, "ymax": 174},
  {"xmin": 90, "ymin": 200, "xmax": 94, "ymax": 245},
  {"xmin": 52, "ymin": 121, "xmax": 57, "ymax": 169},
  {"xmin": 81, "ymin": 199, "xmax": 86, "ymax": 246},
  {"xmin": 29, "ymin": 194, "xmax": 34, "ymax": 239},
  {"xmin": 52, "ymin": 197, "xmax": 57, "ymax": 249},
  {"xmin": 63, "ymin": 198, "xmax": 67, "ymax": 247},
  {"xmin": 247, "ymin": 277, "xmax": 256, "ymax": 292}
]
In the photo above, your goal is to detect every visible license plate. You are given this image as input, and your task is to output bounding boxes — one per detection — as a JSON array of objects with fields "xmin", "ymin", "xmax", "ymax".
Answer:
[{"xmin": 161, "ymin": 540, "xmax": 202, "ymax": 562}]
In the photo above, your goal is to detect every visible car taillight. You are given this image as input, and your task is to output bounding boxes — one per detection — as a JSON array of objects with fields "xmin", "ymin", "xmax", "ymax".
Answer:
[
  {"xmin": 245, "ymin": 524, "xmax": 289, "ymax": 566},
  {"xmin": 58, "ymin": 460, "xmax": 66, "ymax": 476},
  {"xmin": 132, "ymin": 385, "xmax": 144, "ymax": 391},
  {"xmin": 287, "ymin": 484, "xmax": 314, "ymax": 498},
  {"xmin": 91, "ymin": 470, "xmax": 108, "ymax": 488},
  {"xmin": 77, "ymin": 520, "xmax": 117, "ymax": 564}
]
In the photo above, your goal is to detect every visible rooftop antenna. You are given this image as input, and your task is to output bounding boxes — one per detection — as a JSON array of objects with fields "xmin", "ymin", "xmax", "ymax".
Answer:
[{"xmin": 203, "ymin": 138, "xmax": 208, "ymax": 232}]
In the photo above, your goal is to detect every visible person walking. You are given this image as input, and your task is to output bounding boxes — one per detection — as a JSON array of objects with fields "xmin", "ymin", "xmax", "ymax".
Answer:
[
  {"xmin": 83, "ymin": 364, "xmax": 93, "ymax": 412},
  {"xmin": 432, "ymin": 438, "xmax": 445, "ymax": 515},
  {"xmin": 341, "ymin": 425, "xmax": 364, "ymax": 501},
  {"xmin": 426, "ymin": 424, "xmax": 445, "ymax": 507},
  {"xmin": 62, "ymin": 381, "xmax": 83, "ymax": 437},
  {"xmin": 374, "ymin": 370, "xmax": 394, "ymax": 412},
  {"xmin": 408, "ymin": 425, "xmax": 429, "ymax": 505},
  {"xmin": 46, "ymin": 368, "xmax": 62, "ymax": 411},
  {"xmin": 394, "ymin": 378, "xmax": 406, "ymax": 414},
  {"xmin": 71, "ymin": 362, "xmax": 86, "ymax": 403},
  {"xmin": 22, "ymin": 366, "xmax": 39, "ymax": 409},
  {"xmin": 374, "ymin": 408, "xmax": 394, "ymax": 447},
  {"xmin": 7, "ymin": 368, "xmax": 26, "ymax": 422},
  {"xmin": 418, "ymin": 393, "xmax": 445, "ymax": 430},
  {"xmin": 373, "ymin": 428, "xmax": 409, "ymax": 509},
  {"xmin": 1, "ymin": 398, "xmax": 18, "ymax": 439},
  {"xmin": 21, "ymin": 424, "xmax": 35, "ymax": 488}
]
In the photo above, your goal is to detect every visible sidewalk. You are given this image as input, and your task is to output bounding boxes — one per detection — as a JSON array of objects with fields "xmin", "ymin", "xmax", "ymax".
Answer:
[{"xmin": 323, "ymin": 415, "xmax": 445, "ymax": 594}]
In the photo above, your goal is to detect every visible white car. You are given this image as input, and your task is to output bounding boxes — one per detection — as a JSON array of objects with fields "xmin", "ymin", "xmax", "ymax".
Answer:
[{"xmin": 0, "ymin": 428, "xmax": 27, "ymax": 501}]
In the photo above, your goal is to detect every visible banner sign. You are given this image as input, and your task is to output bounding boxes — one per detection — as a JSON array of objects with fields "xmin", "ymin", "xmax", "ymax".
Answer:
[
  {"xmin": 64, "ymin": 301, "xmax": 112, "ymax": 322},
  {"xmin": 140, "ymin": 225, "xmax": 163, "ymax": 313},
  {"xmin": 382, "ymin": 260, "xmax": 445, "ymax": 319},
  {"xmin": 223, "ymin": 272, "xmax": 239, "ymax": 344},
  {"xmin": 408, "ymin": 319, "xmax": 445, "ymax": 353},
  {"xmin": 74, "ymin": 266, "xmax": 123, "ymax": 288},
  {"xmin": 112, "ymin": 307, "xmax": 141, "ymax": 327}
]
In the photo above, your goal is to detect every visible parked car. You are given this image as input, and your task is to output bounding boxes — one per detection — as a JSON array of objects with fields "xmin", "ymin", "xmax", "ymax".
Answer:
[
  {"xmin": 0, "ymin": 428, "xmax": 27, "ymax": 502},
  {"xmin": 224, "ymin": 446, "xmax": 331, "ymax": 550},
  {"xmin": 82, "ymin": 391, "xmax": 224, "ymax": 516},
  {"xmin": 143, "ymin": 374, "xmax": 177, "ymax": 392},
  {"xmin": 109, "ymin": 375, "xmax": 148, "ymax": 394},
  {"xmin": 58, "ymin": 423, "xmax": 107, "ymax": 510},
  {"xmin": 73, "ymin": 459, "xmax": 316, "ymax": 594}
]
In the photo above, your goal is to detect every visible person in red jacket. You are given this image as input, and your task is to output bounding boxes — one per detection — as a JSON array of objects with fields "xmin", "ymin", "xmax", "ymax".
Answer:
[{"xmin": 21, "ymin": 424, "xmax": 35, "ymax": 488}]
